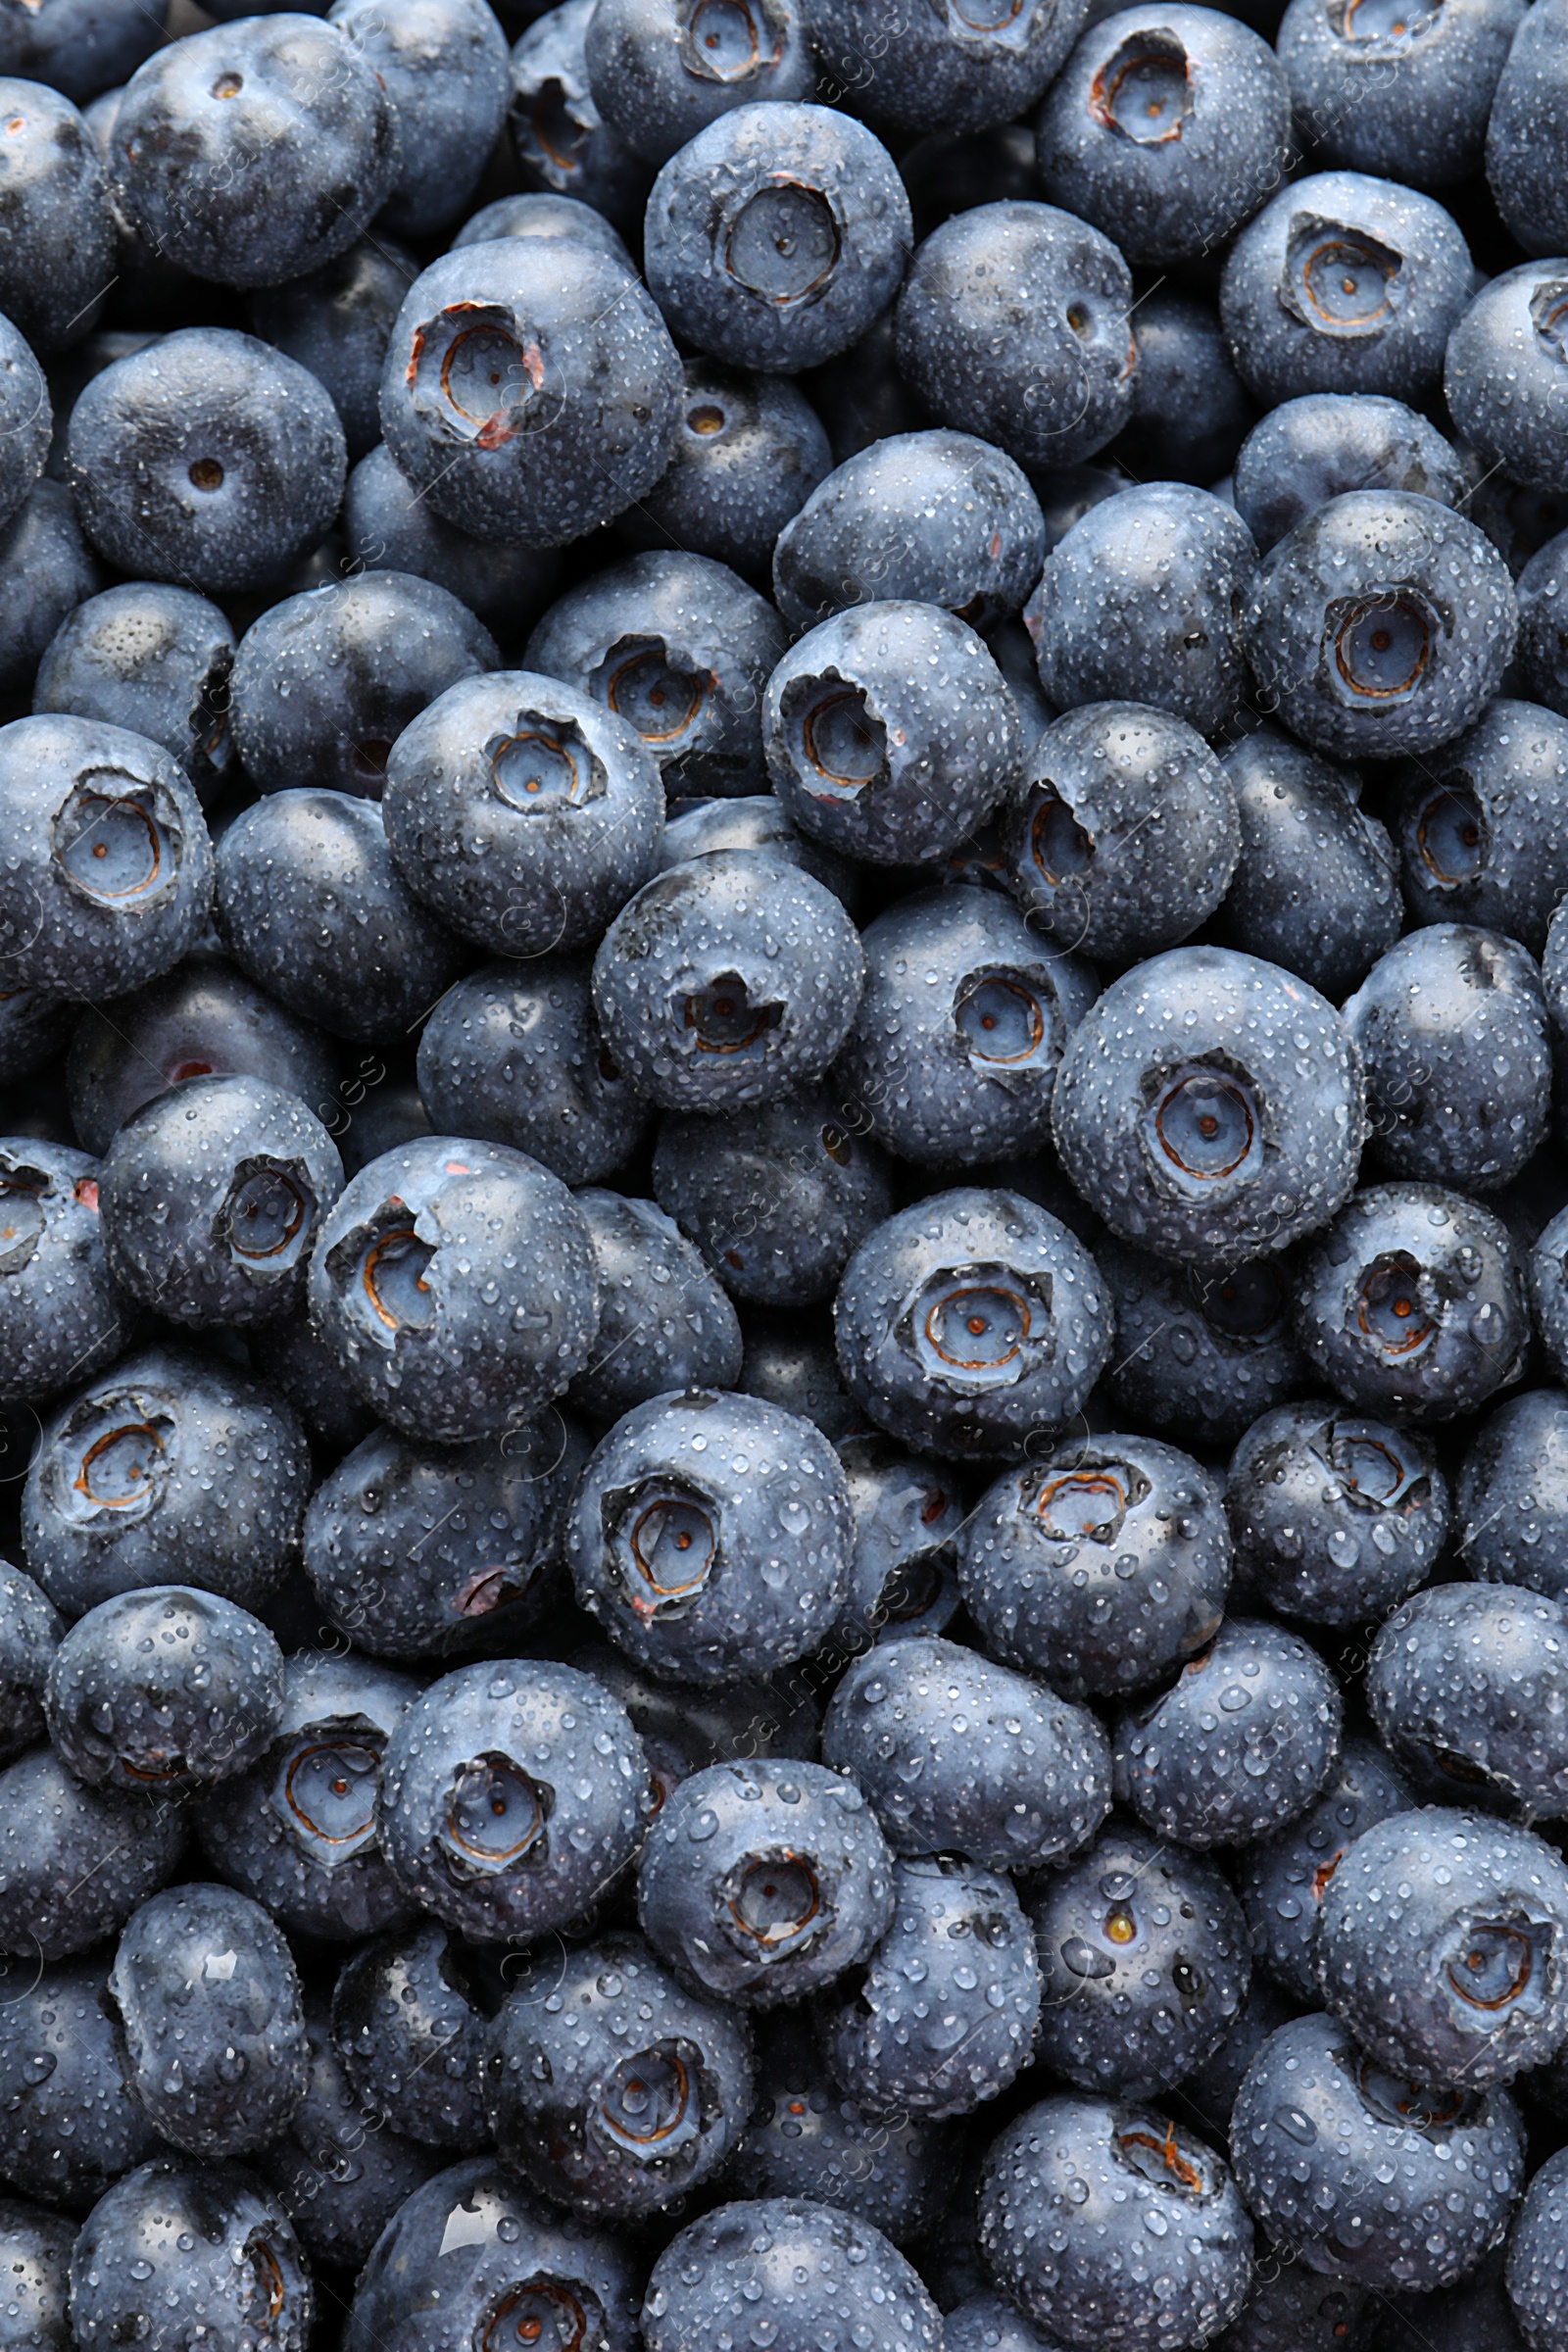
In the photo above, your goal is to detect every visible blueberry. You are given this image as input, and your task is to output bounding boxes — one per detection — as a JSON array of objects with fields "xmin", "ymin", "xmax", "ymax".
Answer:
[
  {"xmin": 329, "ymin": 0, "xmax": 511, "ymax": 236},
  {"xmin": 1317, "ymin": 1806, "xmax": 1568, "ymax": 2086},
  {"xmin": 0, "ymin": 0, "xmax": 160, "ymax": 102},
  {"xmin": 977, "ymin": 2093, "xmax": 1254, "ymax": 2351},
  {"xmin": 249, "ymin": 238, "xmax": 417, "ymax": 465},
  {"xmin": 1367, "ymin": 1585, "xmax": 1568, "ymax": 1819},
  {"xmin": 570, "ymin": 1636, "xmax": 823, "ymax": 1800},
  {"xmin": 1224, "ymin": 1399, "xmax": 1449, "ymax": 1626},
  {"xmin": 307, "ymin": 1136, "xmax": 599, "ymax": 1446},
  {"xmin": 345, "ymin": 2155, "xmax": 643, "ymax": 2352},
  {"xmin": 508, "ymin": 0, "xmax": 654, "ymax": 235},
  {"xmin": 453, "ymin": 189, "xmax": 635, "ymax": 266},
  {"xmin": 0, "ymin": 1139, "xmax": 132, "ymax": 1404},
  {"xmin": 1293, "ymin": 1181, "xmax": 1530, "ymax": 1420},
  {"xmin": 1516, "ymin": 538, "xmax": 1568, "ymax": 720},
  {"xmin": 1506, "ymin": 2144, "xmax": 1568, "ymax": 2352},
  {"xmin": 195, "ymin": 1649, "xmax": 422, "ymax": 1940},
  {"xmin": 416, "ymin": 955, "xmax": 650, "ymax": 1187},
  {"xmin": 1174, "ymin": 1973, "xmax": 1303, "ymax": 2147},
  {"xmin": 0, "ymin": 1744, "xmax": 184, "ymax": 1959},
  {"xmin": 959, "ymin": 1432, "xmax": 1230, "ymax": 1699},
  {"xmin": 0, "ymin": 312, "xmax": 49, "ymax": 534},
  {"xmin": 0, "ymin": 80, "xmax": 113, "ymax": 354},
  {"xmin": 1231, "ymin": 2011, "xmax": 1526, "ymax": 2289},
  {"xmin": 485, "ymin": 1928, "xmax": 753, "ymax": 2218},
  {"xmin": 622, "ymin": 359, "xmax": 832, "ymax": 583},
  {"xmin": 1030, "ymin": 1819, "xmax": 1251, "ymax": 2100},
  {"xmin": 641, "ymin": 2197, "xmax": 942, "ymax": 2352},
  {"xmin": 592, "ymin": 850, "xmax": 864, "ymax": 1111},
  {"xmin": 566, "ymin": 1388, "xmax": 853, "ymax": 1685},
  {"xmin": 109, "ymin": 16, "xmax": 399, "ymax": 287},
  {"xmin": 383, "ymin": 668, "xmax": 663, "ymax": 958},
  {"xmin": 33, "ymin": 583, "xmax": 237, "ymax": 803},
  {"xmin": 0, "ymin": 1954, "xmax": 162, "ymax": 2207},
  {"xmin": 377, "ymin": 1657, "xmax": 649, "ymax": 1940},
  {"xmin": 342, "ymin": 445, "xmax": 563, "ymax": 637},
  {"xmin": 1233, "ymin": 393, "xmax": 1468, "ymax": 554},
  {"xmin": 584, "ymin": 0, "xmax": 813, "ymax": 166},
  {"xmin": 1446, "ymin": 265, "xmax": 1568, "ymax": 500},
  {"xmin": 1470, "ymin": 468, "xmax": 1568, "ymax": 582},
  {"xmin": 1460, "ymin": 1390, "xmax": 1568, "ymax": 1600},
  {"xmin": 1210, "ymin": 2261, "xmax": 1376, "ymax": 2352},
  {"xmin": 945, "ymin": 2292, "xmax": 1067, "ymax": 2352},
  {"xmin": 1246, "ymin": 491, "xmax": 1516, "ymax": 760},
  {"xmin": 1037, "ymin": 3, "xmax": 1291, "ymax": 265},
  {"xmin": 1117, "ymin": 289, "xmax": 1256, "ymax": 486},
  {"xmin": 1113, "ymin": 1617, "xmax": 1344, "ymax": 1848},
  {"xmin": 1394, "ymin": 698, "xmax": 1568, "ymax": 955},
  {"xmin": 827, "ymin": 1434, "xmax": 965, "ymax": 1654},
  {"xmin": 0, "ymin": 482, "xmax": 101, "ymax": 697},
  {"xmin": 524, "ymin": 550, "xmax": 786, "ymax": 797},
  {"xmin": 1486, "ymin": 0, "xmax": 1568, "ymax": 259},
  {"xmin": 1375, "ymin": 2262, "xmax": 1525, "ymax": 2352},
  {"xmin": 303, "ymin": 1415, "xmax": 581, "ymax": 1662},
  {"xmin": 1278, "ymin": 0, "xmax": 1523, "ymax": 189},
  {"xmin": 818, "ymin": 1851, "xmax": 1041, "ymax": 2120},
  {"xmin": 1220, "ymin": 171, "xmax": 1474, "ymax": 407},
  {"xmin": 1233, "ymin": 1733, "xmax": 1418, "ymax": 2003},
  {"xmin": 0, "ymin": 986, "xmax": 74, "ymax": 1088},
  {"xmin": 69, "ymin": 2160, "xmax": 313, "ymax": 2352},
  {"xmin": 740, "ymin": 1308, "xmax": 860, "ymax": 1439},
  {"xmin": 215, "ymin": 791, "xmax": 469, "ymax": 1047},
  {"xmin": 65, "ymin": 329, "xmax": 347, "ymax": 594},
  {"xmin": 0, "ymin": 1559, "xmax": 62, "ymax": 1765},
  {"xmin": 0, "ymin": 2197, "xmax": 73, "ymax": 2352},
  {"xmin": 330, "ymin": 1918, "xmax": 496, "ymax": 2149},
  {"xmin": 24, "ymin": 1342, "xmax": 311, "ymax": 1616},
  {"xmin": 570, "ymin": 1190, "xmax": 744, "ymax": 1420},
  {"xmin": 1098, "ymin": 1239, "xmax": 1310, "ymax": 1450},
  {"xmin": 894, "ymin": 202, "xmax": 1137, "ymax": 470},
  {"xmin": 257, "ymin": 1989, "xmax": 437, "ymax": 2271},
  {"xmin": 808, "ymin": 312, "xmax": 931, "ymax": 469}
]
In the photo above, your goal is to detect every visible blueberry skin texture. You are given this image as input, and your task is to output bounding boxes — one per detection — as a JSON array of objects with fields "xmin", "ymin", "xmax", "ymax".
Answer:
[
  {"xmin": 65, "ymin": 329, "xmax": 347, "ymax": 594},
  {"xmin": 1052, "ymin": 946, "xmax": 1366, "ymax": 1274},
  {"xmin": 945, "ymin": 2293, "xmax": 1070, "ymax": 2352},
  {"xmin": 1224, "ymin": 1398, "xmax": 1448, "ymax": 1628},
  {"xmin": 1245, "ymin": 492, "xmax": 1516, "ymax": 761},
  {"xmin": 1517, "ymin": 537, "xmax": 1568, "ymax": 720},
  {"xmin": 772, "ymin": 429, "xmax": 1045, "ymax": 634},
  {"xmin": 330, "ymin": 1918, "xmax": 494, "ymax": 2148},
  {"xmin": 833, "ymin": 888, "xmax": 1097, "ymax": 1167},
  {"xmin": 818, "ymin": 1852, "xmax": 1041, "ymax": 2120},
  {"xmin": 592, "ymin": 850, "xmax": 864, "ymax": 1113},
  {"xmin": 343, "ymin": 445, "xmax": 562, "ymax": 638},
  {"xmin": 1219, "ymin": 171, "xmax": 1474, "ymax": 407},
  {"xmin": 0, "ymin": 0, "xmax": 160, "ymax": 104},
  {"xmin": 1230, "ymin": 2011, "xmax": 1526, "ymax": 2291},
  {"xmin": 0, "ymin": 480, "xmax": 102, "ymax": 698},
  {"xmin": 379, "ymin": 239, "xmax": 681, "ymax": 548},
  {"xmin": 109, "ymin": 17, "xmax": 399, "ymax": 287},
  {"xmin": 658, "ymin": 791, "xmax": 858, "ymax": 911},
  {"xmin": 1030, "ymin": 1819, "xmax": 1250, "ymax": 2101},
  {"xmin": 1233, "ymin": 1734, "xmax": 1417, "ymax": 2004},
  {"xmin": 642, "ymin": 2197, "xmax": 941, "ymax": 2352},
  {"xmin": 1507, "ymin": 2146, "xmax": 1568, "ymax": 2352},
  {"xmin": 822, "ymin": 1633, "xmax": 1110, "ymax": 1871},
  {"xmin": 0, "ymin": 81, "xmax": 113, "ymax": 354},
  {"xmin": 508, "ymin": 0, "xmax": 654, "ymax": 235},
  {"xmin": 0, "ymin": 2199, "xmax": 72, "ymax": 2352},
  {"xmin": 1293, "ymin": 1182, "xmax": 1530, "ymax": 1422},
  {"xmin": 827, "ymin": 1432, "xmax": 965, "ymax": 1655},
  {"xmin": 0, "ymin": 1138, "xmax": 132, "ymax": 1404},
  {"xmin": 377, "ymin": 1658, "xmax": 648, "ymax": 1940},
  {"xmin": 308, "ymin": 1135, "xmax": 598, "ymax": 1445},
  {"xmin": 1000, "ymin": 701, "xmax": 1240, "ymax": 961},
  {"xmin": 894, "ymin": 202, "xmax": 1136, "ymax": 471},
  {"xmin": 416, "ymin": 955, "xmax": 650, "ymax": 1188},
  {"xmin": 44, "ymin": 1583, "xmax": 283, "ymax": 1799},
  {"xmin": 651, "ymin": 1091, "xmax": 893, "ymax": 1308},
  {"xmin": 1448, "ymin": 264, "xmax": 1568, "ymax": 501},
  {"xmin": 1119, "ymin": 288, "xmax": 1256, "ymax": 487},
  {"xmin": 1487, "ymin": 0, "xmax": 1568, "ymax": 260},
  {"xmin": 455, "ymin": 188, "xmax": 636, "ymax": 266},
  {"xmin": 69, "ymin": 2161, "xmax": 313, "ymax": 2352},
  {"xmin": 623, "ymin": 359, "xmax": 832, "ymax": 583},
  {"xmin": 1367, "ymin": 1584, "xmax": 1568, "ymax": 1820},
  {"xmin": 329, "ymin": 0, "xmax": 510, "ymax": 236},
  {"xmin": 1037, "ymin": 4, "xmax": 1291, "ymax": 267},
  {"xmin": 100, "ymin": 1073, "xmax": 344, "ymax": 1329},
  {"xmin": 1461, "ymin": 1390, "xmax": 1568, "ymax": 1601},
  {"xmin": 1346, "ymin": 924, "xmax": 1550, "ymax": 1194},
  {"xmin": 0, "ymin": 1955, "xmax": 162, "ymax": 2207},
  {"xmin": 0, "ymin": 312, "xmax": 49, "ymax": 535},
  {"xmin": 110, "ymin": 1880, "xmax": 309, "ymax": 2157},
  {"xmin": 230, "ymin": 574, "xmax": 499, "ymax": 801},
  {"xmin": 0, "ymin": 1744, "xmax": 184, "ymax": 1959},
  {"xmin": 259, "ymin": 1994, "xmax": 439, "ymax": 2270},
  {"xmin": 0, "ymin": 1558, "xmax": 62, "ymax": 1764},
  {"xmin": 570, "ymin": 1189, "xmax": 743, "ymax": 1420},
  {"xmin": 978, "ymin": 2092, "xmax": 1253, "ymax": 2352},
  {"xmin": 33, "ymin": 583, "xmax": 237, "ymax": 804},
  {"xmin": 302, "ymin": 1417, "xmax": 580, "ymax": 1663},
  {"xmin": 524, "ymin": 550, "xmax": 786, "ymax": 798},
  {"xmin": 23, "ymin": 1343, "xmax": 312, "ymax": 1617},
  {"xmin": 249, "ymin": 237, "xmax": 416, "ymax": 464},
  {"xmin": 1395, "ymin": 699, "xmax": 1568, "ymax": 955},
  {"xmin": 1278, "ymin": 0, "xmax": 1524, "ymax": 188},
  {"xmin": 566, "ymin": 1388, "xmax": 853, "ymax": 1686},
  {"xmin": 1114, "ymin": 1616, "xmax": 1345, "ymax": 1849},
  {"xmin": 960, "ymin": 1436, "xmax": 1231, "ymax": 1705},
  {"xmin": 1098, "ymin": 1238, "xmax": 1310, "ymax": 1450},
  {"xmin": 1317, "ymin": 1807, "xmax": 1568, "ymax": 2087},
  {"xmin": 345, "ymin": 2156, "xmax": 643, "ymax": 2352},
  {"xmin": 0, "ymin": 713, "xmax": 213, "ymax": 1004},
  {"xmin": 584, "ymin": 0, "xmax": 813, "ymax": 167},
  {"xmin": 1233, "ymin": 393, "xmax": 1469, "ymax": 556},
  {"xmin": 216, "ymin": 791, "xmax": 468, "ymax": 1048},
  {"xmin": 645, "ymin": 104, "xmax": 909, "ymax": 376},
  {"xmin": 194, "ymin": 1649, "xmax": 422, "ymax": 1941},
  {"xmin": 1212, "ymin": 724, "xmax": 1400, "ymax": 1003}
]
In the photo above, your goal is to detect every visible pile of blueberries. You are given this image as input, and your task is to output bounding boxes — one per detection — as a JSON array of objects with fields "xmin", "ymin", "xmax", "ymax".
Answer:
[{"xmin": 8, "ymin": 0, "xmax": 1568, "ymax": 2342}]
